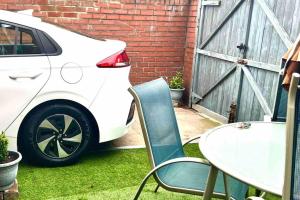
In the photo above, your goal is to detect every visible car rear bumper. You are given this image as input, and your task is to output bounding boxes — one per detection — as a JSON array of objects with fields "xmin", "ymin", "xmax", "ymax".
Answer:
[{"xmin": 88, "ymin": 66, "xmax": 133, "ymax": 143}]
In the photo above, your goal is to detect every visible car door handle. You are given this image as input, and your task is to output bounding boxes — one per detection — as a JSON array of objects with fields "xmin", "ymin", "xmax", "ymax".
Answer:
[{"xmin": 9, "ymin": 72, "xmax": 42, "ymax": 80}]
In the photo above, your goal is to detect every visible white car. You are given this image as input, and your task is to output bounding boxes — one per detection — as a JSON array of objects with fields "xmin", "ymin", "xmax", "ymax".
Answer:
[{"xmin": 0, "ymin": 10, "xmax": 134, "ymax": 166}]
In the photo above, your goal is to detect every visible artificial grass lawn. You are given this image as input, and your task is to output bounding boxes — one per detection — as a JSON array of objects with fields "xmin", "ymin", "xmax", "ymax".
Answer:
[{"xmin": 18, "ymin": 144, "xmax": 281, "ymax": 200}]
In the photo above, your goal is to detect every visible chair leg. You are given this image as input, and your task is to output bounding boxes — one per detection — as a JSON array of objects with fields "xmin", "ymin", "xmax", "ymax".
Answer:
[
  {"xmin": 133, "ymin": 172, "xmax": 154, "ymax": 200},
  {"xmin": 255, "ymin": 189, "xmax": 261, "ymax": 197},
  {"xmin": 134, "ymin": 180, "xmax": 148, "ymax": 200},
  {"xmin": 154, "ymin": 184, "xmax": 160, "ymax": 193},
  {"xmin": 245, "ymin": 189, "xmax": 249, "ymax": 198},
  {"xmin": 203, "ymin": 166, "xmax": 219, "ymax": 200},
  {"xmin": 223, "ymin": 173, "xmax": 231, "ymax": 200},
  {"xmin": 259, "ymin": 192, "xmax": 266, "ymax": 198}
]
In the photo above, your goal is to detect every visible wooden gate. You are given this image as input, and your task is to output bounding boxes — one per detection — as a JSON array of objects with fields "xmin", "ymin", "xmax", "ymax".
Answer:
[{"xmin": 191, "ymin": 0, "xmax": 300, "ymax": 123}]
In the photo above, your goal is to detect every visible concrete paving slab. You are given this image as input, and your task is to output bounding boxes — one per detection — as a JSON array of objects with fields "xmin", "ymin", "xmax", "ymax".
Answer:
[{"xmin": 112, "ymin": 107, "xmax": 221, "ymax": 147}]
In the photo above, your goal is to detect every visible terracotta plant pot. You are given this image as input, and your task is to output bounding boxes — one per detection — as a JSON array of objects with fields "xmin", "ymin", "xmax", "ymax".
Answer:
[{"xmin": 0, "ymin": 151, "xmax": 22, "ymax": 191}]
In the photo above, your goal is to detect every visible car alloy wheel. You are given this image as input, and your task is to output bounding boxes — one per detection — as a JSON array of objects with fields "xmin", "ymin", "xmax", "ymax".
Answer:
[
  {"xmin": 19, "ymin": 103, "xmax": 92, "ymax": 166},
  {"xmin": 36, "ymin": 114, "xmax": 83, "ymax": 159}
]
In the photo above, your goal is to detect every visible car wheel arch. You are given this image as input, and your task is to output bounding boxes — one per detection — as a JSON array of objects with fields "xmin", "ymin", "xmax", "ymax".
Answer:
[{"xmin": 17, "ymin": 99, "xmax": 100, "ymax": 151}]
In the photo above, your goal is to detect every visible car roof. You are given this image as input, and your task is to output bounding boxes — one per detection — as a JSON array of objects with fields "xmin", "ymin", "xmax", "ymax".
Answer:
[{"xmin": 0, "ymin": 10, "xmax": 42, "ymax": 28}]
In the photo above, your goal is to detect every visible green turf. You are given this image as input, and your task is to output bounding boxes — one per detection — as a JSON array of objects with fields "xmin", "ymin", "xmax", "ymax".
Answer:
[{"xmin": 17, "ymin": 144, "xmax": 281, "ymax": 200}]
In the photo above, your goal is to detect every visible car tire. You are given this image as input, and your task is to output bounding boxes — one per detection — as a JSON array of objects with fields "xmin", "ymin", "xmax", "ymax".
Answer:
[{"xmin": 19, "ymin": 103, "xmax": 92, "ymax": 166}]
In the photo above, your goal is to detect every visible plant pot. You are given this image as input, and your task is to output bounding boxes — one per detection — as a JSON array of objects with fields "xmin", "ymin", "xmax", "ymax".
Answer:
[
  {"xmin": 0, "ymin": 151, "xmax": 22, "ymax": 191},
  {"xmin": 170, "ymin": 88, "xmax": 185, "ymax": 104}
]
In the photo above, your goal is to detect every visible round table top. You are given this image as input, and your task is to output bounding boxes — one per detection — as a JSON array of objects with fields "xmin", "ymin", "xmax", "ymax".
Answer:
[{"xmin": 199, "ymin": 121, "xmax": 285, "ymax": 196}]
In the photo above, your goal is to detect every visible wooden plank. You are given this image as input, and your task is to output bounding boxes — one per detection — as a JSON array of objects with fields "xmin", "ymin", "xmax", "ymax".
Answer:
[
  {"xmin": 246, "ymin": 0, "xmax": 296, "ymax": 120},
  {"xmin": 192, "ymin": 104, "xmax": 227, "ymax": 124},
  {"xmin": 246, "ymin": 59, "xmax": 280, "ymax": 72},
  {"xmin": 199, "ymin": 0, "xmax": 246, "ymax": 49},
  {"xmin": 274, "ymin": 0, "xmax": 289, "ymax": 63},
  {"xmin": 208, "ymin": 2, "xmax": 223, "ymax": 115},
  {"xmin": 197, "ymin": 49, "xmax": 281, "ymax": 72},
  {"xmin": 243, "ymin": 0, "xmax": 267, "ymax": 120},
  {"xmin": 215, "ymin": 0, "xmax": 237, "ymax": 116},
  {"xmin": 197, "ymin": 49, "xmax": 237, "ymax": 62},
  {"xmin": 202, "ymin": 0, "xmax": 221, "ymax": 6},
  {"xmin": 242, "ymin": 66, "xmax": 272, "ymax": 115},
  {"xmin": 264, "ymin": 0, "xmax": 282, "ymax": 118},
  {"xmin": 242, "ymin": 0, "xmax": 254, "ymax": 58},
  {"xmin": 237, "ymin": 2, "xmax": 260, "ymax": 121},
  {"xmin": 258, "ymin": 0, "xmax": 277, "ymax": 117},
  {"xmin": 189, "ymin": 0, "xmax": 204, "ymax": 106},
  {"xmin": 232, "ymin": 65, "xmax": 243, "ymax": 120},
  {"xmin": 195, "ymin": 6, "xmax": 208, "ymax": 111},
  {"xmin": 191, "ymin": 92, "xmax": 202, "ymax": 104},
  {"xmin": 201, "ymin": 65, "xmax": 237, "ymax": 98},
  {"xmin": 204, "ymin": 7, "xmax": 217, "ymax": 111},
  {"xmin": 256, "ymin": 0, "xmax": 293, "ymax": 47},
  {"xmin": 219, "ymin": 0, "xmax": 243, "ymax": 116},
  {"xmin": 290, "ymin": 0, "xmax": 300, "ymax": 41}
]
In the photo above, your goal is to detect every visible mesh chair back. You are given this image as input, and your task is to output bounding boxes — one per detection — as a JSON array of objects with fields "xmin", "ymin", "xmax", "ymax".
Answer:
[
  {"xmin": 283, "ymin": 73, "xmax": 300, "ymax": 200},
  {"xmin": 129, "ymin": 78, "xmax": 185, "ymax": 168},
  {"xmin": 273, "ymin": 60, "xmax": 288, "ymax": 122},
  {"xmin": 273, "ymin": 75, "xmax": 288, "ymax": 122}
]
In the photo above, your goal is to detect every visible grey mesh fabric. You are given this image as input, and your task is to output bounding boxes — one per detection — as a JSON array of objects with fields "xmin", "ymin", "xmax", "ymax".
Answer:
[
  {"xmin": 273, "ymin": 75, "xmax": 288, "ymax": 122},
  {"xmin": 132, "ymin": 78, "xmax": 248, "ymax": 200},
  {"xmin": 291, "ymin": 91, "xmax": 300, "ymax": 200}
]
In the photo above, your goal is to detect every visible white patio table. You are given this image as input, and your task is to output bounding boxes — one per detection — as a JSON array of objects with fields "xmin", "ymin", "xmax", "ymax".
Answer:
[{"xmin": 199, "ymin": 121, "xmax": 285, "ymax": 200}]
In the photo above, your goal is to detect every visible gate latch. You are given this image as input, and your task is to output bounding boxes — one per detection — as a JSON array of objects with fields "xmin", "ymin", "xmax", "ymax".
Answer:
[{"xmin": 237, "ymin": 59, "xmax": 248, "ymax": 65}]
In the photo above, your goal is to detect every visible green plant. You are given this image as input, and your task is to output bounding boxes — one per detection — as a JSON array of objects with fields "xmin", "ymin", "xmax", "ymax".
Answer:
[
  {"xmin": 169, "ymin": 72, "xmax": 184, "ymax": 89},
  {"xmin": 0, "ymin": 131, "xmax": 8, "ymax": 162}
]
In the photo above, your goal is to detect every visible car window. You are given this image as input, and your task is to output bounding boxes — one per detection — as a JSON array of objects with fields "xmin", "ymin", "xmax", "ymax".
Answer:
[
  {"xmin": 37, "ymin": 31, "xmax": 60, "ymax": 55},
  {"xmin": 0, "ymin": 22, "xmax": 41, "ymax": 55}
]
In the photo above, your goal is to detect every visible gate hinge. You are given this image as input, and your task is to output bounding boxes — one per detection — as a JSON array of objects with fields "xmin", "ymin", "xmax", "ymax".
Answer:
[{"xmin": 201, "ymin": 0, "xmax": 221, "ymax": 6}]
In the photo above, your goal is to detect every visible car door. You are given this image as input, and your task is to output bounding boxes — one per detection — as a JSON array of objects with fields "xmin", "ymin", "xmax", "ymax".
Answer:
[{"xmin": 0, "ymin": 21, "xmax": 51, "ymax": 131}]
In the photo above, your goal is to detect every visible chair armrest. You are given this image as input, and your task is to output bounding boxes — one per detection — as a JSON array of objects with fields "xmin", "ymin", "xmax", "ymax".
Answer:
[
  {"xmin": 151, "ymin": 157, "xmax": 210, "ymax": 175},
  {"xmin": 133, "ymin": 157, "xmax": 211, "ymax": 199},
  {"xmin": 145, "ymin": 157, "xmax": 210, "ymax": 180},
  {"xmin": 182, "ymin": 134, "xmax": 202, "ymax": 147}
]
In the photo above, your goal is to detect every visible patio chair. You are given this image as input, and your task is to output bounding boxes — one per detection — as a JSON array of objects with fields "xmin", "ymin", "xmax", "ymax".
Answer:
[
  {"xmin": 283, "ymin": 72, "xmax": 300, "ymax": 200},
  {"xmin": 128, "ymin": 78, "xmax": 248, "ymax": 200}
]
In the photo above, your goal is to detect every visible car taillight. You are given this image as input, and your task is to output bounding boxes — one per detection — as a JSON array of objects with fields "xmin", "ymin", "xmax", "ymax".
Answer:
[{"xmin": 96, "ymin": 50, "xmax": 130, "ymax": 68}]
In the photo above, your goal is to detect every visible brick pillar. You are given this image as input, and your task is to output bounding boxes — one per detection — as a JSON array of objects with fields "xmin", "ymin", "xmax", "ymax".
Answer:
[{"xmin": 183, "ymin": 0, "xmax": 199, "ymax": 104}]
